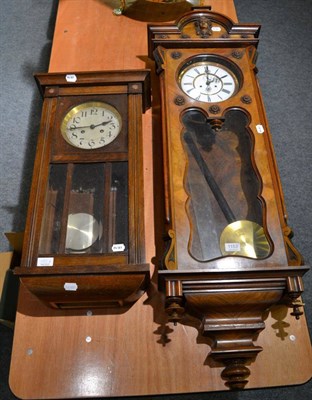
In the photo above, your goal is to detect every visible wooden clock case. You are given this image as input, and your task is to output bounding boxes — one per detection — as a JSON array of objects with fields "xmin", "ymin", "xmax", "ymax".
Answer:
[
  {"xmin": 15, "ymin": 70, "xmax": 151, "ymax": 310},
  {"xmin": 148, "ymin": 8, "xmax": 309, "ymax": 389}
]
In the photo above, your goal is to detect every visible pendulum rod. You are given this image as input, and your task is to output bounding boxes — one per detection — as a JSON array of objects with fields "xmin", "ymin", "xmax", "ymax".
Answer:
[{"xmin": 184, "ymin": 130, "xmax": 236, "ymax": 224}]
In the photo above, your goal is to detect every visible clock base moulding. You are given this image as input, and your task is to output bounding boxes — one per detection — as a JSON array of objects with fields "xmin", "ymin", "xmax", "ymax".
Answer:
[{"xmin": 160, "ymin": 267, "xmax": 308, "ymax": 390}]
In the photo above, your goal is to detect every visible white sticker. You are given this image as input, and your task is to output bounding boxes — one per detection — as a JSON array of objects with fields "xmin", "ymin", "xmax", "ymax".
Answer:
[
  {"xmin": 256, "ymin": 124, "xmax": 264, "ymax": 134},
  {"xmin": 65, "ymin": 74, "xmax": 77, "ymax": 83},
  {"xmin": 225, "ymin": 243, "xmax": 241, "ymax": 252},
  {"xmin": 64, "ymin": 282, "xmax": 78, "ymax": 291},
  {"xmin": 112, "ymin": 243, "xmax": 126, "ymax": 252},
  {"xmin": 212, "ymin": 26, "xmax": 222, "ymax": 32},
  {"xmin": 37, "ymin": 257, "xmax": 54, "ymax": 267}
]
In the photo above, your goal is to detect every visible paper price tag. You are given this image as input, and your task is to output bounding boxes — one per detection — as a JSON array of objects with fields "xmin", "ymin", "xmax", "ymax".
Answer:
[
  {"xmin": 65, "ymin": 74, "xmax": 77, "ymax": 83},
  {"xmin": 112, "ymin": 243, "xmax": 126, "ymax": 252},
  {"xmin": 225, "ymin": 243, "xmax": 241, "ymax": 252},
  {"xmin": 256, "ymin": 124, "xmax": 264, "ymax": 134},
  {"xmin": 64, "ymin": 283, "xmax": 78, "ymax": 291},
  {"xmin": 37, "ymin": 257, "xmax": 54, "ymax": 267}
]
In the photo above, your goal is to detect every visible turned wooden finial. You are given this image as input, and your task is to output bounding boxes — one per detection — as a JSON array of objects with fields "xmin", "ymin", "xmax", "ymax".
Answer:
[{"xmin": 221, "ymin": 359, "xmax": 251, "ymax": 390}]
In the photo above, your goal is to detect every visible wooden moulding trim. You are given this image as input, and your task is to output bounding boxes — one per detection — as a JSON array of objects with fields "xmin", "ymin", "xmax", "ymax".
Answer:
[
  {"xmin": 34, "ymin": 70, "xmax": 152, "ymax": 112},
  {"xmin": 149, "ymin": 38, "xmax": 260, "ymax": 58},
  {"xmin": 51, "ymin": 152, "xmax": 128, "ymax": 163},
  {"xmin": 158, "ymin": 265, "xmax": 309, "ymax": 280},
  {"xmin": 57, "ymin": 85, "xmax": 129, "ymax": 96},
  {"xmin": 14, "ymin": 263, "xmax": 150, "ymax": 276},
  {"xmin": 177, "ymin": 9, "xmax": 260, "ymax": 35}
]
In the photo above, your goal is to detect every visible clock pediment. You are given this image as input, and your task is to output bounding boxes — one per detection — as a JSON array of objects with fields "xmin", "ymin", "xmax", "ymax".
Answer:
[{"xmin": 148, "ymin": 8, "xmax": 260, "ymax": 58}]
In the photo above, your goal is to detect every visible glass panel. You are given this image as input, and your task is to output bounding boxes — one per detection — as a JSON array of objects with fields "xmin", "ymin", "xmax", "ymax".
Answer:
[
  {"xmin": 39, "ymin": 162, "xmax": 128, "ymax": 255},
  {"xmin": 182, "ymin": 109, "xmax": 271, "ymax": 261},
  {"xmin": 39, "ymin": 164, "xmax": 67, "ymax": 254}
]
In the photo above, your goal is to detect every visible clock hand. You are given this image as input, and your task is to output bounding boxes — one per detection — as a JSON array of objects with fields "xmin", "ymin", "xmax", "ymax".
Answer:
[
  {"xmin": 90, "ymin": 120, "xmax": 113, "ymax": 129},
  {"xmin": 204, "ymin": 66, "xmax": 214, "ymax": 86},
  {"xmin": 70, "ymin": 120, "xmax": 112, "ymax": 130}
]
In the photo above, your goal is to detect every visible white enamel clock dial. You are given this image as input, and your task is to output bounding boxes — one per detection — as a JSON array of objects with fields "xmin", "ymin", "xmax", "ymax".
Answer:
[
  {"xmin": 179, "ymin": 61, "xmax": 238, "ymax": 103},
  {"xmin": 61, "ymin": 101, "xmax": 122, "ymax": 149}
]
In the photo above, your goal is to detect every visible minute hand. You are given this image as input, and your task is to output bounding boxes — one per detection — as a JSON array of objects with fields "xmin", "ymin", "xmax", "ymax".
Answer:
[{"xmin": 70, "ymin": 120, "xmax": 112, "ymax": 130}]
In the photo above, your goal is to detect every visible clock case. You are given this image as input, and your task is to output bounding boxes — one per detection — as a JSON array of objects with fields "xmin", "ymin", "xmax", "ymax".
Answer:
[
  {"xmin": 148, "ymin": 8, "xmax": 309, "ymax": 389},
  {"xmin": 15, "ymin": 70, "xmax": 151, "ymax": 310}
]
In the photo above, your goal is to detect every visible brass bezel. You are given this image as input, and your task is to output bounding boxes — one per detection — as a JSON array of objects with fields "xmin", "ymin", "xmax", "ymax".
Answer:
[{"xmin": 60, "ymin": 101, "xmax": 122, "ymax": 149}]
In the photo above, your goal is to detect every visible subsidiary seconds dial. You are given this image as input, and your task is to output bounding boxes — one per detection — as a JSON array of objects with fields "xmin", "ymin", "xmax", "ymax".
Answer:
[
  {"xmin": 61, "ymin": 101, "xmax": 122, "ymax": 149},
  {"xmin": 179, "ymin": 60, "xmax": 239, "ymax": 103}
]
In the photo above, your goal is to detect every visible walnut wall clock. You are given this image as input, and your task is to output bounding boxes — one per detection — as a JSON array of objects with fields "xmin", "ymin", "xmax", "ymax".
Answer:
[
  {"xmin": 148, "ymin": 8, "xmax": 309, "ymax": 389},
  {"xmin": 15, "ymin": 70, "xmax": 151, "ymax": 310}
]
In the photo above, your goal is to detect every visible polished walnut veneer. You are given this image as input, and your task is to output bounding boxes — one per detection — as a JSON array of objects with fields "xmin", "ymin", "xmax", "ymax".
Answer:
[{"xmin": 148, "ymin": 8, "xmax": 309, "ymax": 389}]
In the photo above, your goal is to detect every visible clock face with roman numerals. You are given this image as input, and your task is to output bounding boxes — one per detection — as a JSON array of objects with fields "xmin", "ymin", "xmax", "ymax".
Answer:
[
  {"xmin": 179, "ymin": 60, "xmax": 239, "ymax": 103},
  {"xmin": 61, "ymin": 101, "xmax": 122, "ymax": 149}
]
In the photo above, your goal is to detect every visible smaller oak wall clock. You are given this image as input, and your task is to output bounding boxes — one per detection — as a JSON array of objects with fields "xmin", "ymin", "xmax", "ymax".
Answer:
[
  {"xmin": 148, "ymin": 8, "xmax": 309, "ymax": 389},
  {"xmin": 15, "ymin": 70, "xmax": 151, "ymax": 310}
]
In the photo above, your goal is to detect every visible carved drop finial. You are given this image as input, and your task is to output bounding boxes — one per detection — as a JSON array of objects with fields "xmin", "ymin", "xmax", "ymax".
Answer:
[
  {"xmin": 195, "ymin": 16, "xmax": 212, "ymax": 38},
  {"xmin": 221, "ymin": 359, "xmax": 250, "ymax": 390},
  {"xmin": 165, "ymin": 297, "xmax": 185, "ymax": 325}
]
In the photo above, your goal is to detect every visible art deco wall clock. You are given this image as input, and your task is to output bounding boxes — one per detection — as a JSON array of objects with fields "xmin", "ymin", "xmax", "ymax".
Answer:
[
  {"xmin": 15, "ymin": 70, "xmax": 151, "ymax": 310},
  {"xmin": 148, "ymin": 8, "xmax": 309, "ymax": 389}
]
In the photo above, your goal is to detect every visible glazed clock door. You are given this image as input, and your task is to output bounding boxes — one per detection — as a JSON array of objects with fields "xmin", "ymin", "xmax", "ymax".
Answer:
[
  {"xmin": 152, "ymin": 45, "xmax": 288, "ymax": 272},
  {"xmin": 31, "ymin": 86, "xmax": 130, "ymax": 267},
  {"xmin": 181, "ymin": 108, "xmax": 271, "ymax": 261},
  {"xmin": 39, "ymin": 161, "xmax": 128, "ymax": 256}
]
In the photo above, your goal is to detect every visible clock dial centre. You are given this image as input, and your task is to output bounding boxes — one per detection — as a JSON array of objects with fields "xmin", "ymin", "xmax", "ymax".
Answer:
[
  {"xmin": 61, "ymin": 101, "xmax": 122, "ymax": 149},
  {"xmin": 179, "ymin": 60, "xmax": 239, "ymax": 103}
]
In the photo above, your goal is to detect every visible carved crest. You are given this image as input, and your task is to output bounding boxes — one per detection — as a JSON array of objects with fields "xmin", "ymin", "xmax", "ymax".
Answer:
[{"xmin": 195, "ymin": 16, "xmax": 212, "ymax": 38}]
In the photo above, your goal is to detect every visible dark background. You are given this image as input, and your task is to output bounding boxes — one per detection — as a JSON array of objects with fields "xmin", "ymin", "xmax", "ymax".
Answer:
[{"xmin": 0, "ymin": 1, "xmax": 311, "ymax": 399}]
